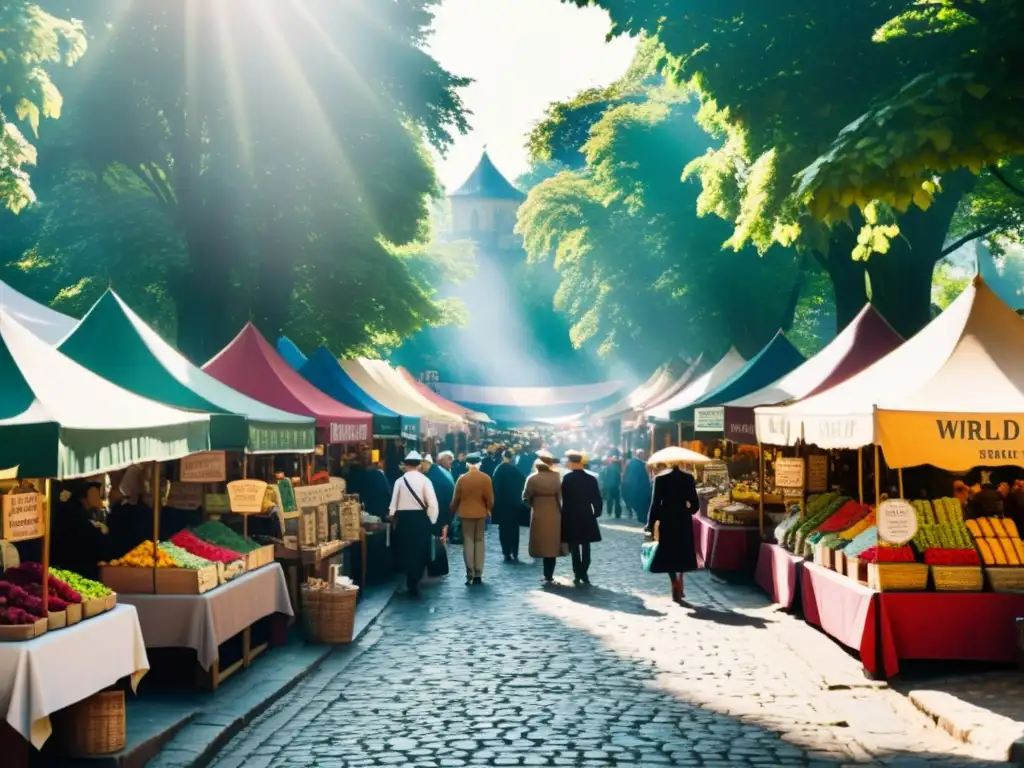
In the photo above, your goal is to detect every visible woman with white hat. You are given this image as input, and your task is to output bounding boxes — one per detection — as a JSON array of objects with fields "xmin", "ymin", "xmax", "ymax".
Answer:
[{"xmin": 388, "ymin": 451, "xmax": 439, "ymax": 597}]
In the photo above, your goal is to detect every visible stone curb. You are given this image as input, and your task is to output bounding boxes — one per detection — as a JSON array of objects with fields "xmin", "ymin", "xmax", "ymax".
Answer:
[{"xmin": 907, "ymin": 689, "xmax": 1024, "ymax": 764}]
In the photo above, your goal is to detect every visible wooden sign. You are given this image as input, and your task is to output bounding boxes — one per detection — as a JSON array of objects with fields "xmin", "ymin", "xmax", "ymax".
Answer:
[
  {"xmin": 316, "ymin": 503, "xmax": 330, "ymax": 542},
  {"xmin": 180, "ymin": 451, "xmax": 227, "ymax": 483},
  {"xmin": 2, "ymin": 492, "xmax": 44, "ymax": 542},
  {"xmin": 294, "ymin": 483, "xmax": 344, "ymax": 509},
  {"xmin": 877, "ymin": 499, "xmax": 918, "ymax": 545},
  {"xmin": 227, "ymin": 479, "xmax": 269, "ymax": 514},
  {"xmin": 299, "ymin": 508, "xmax": 318, "ymax": 547},
  {"xmin": 275, "ymin": 478, "xmax": 298, "ymax": 514},
  {"xmin": 165, "ymin": 482, "xmax": 203, "ymax": 510},
  {"xmin": 340, "ymin": 500, "xmax": 362, "ymax": 541},
  {"xmin": 806, "ymin": 455, "xmax": 828, "ymax": 493},
  {"xmin": 774, "ymin": 458, "xmax": 805, "ymax": 489}
]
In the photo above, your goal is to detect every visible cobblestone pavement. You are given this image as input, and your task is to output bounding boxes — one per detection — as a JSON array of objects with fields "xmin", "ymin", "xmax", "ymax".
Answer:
[{"xmin": 207, "ymin": 520, "xmax": 1010, "ymax": 768}]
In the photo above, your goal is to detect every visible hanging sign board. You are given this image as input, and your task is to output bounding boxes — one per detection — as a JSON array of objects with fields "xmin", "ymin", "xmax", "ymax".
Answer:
[
  {"xmin": 877, "ymin": 499, "xmax": 918, "ymax": 545},
  {"xmin": 774, "ymin": 458, "xmax": 805, "ymax": 489},
  {"xmin": 275, "ymin": 478, "xmax": 298, "ymax": 514},
  {"xmin": 165, "ymin": 482, "xmax": 203, "ymax": 510},
  {"xmin": 227, "ymin": 479, "xmax": 269, "ymax": 515},
  {"xmin": 293, "ymin": 483, "xmax": 344, "ymax": 509},
  {"xmin": 180, "ymin": 451, "xmax": 227, "ymax": 483},
  {"xmin": 0, "ymin": 466, "xmax": 19, "ymax": 482},
  {"xmin": 694, "ymin": 407, "xmax": 725, "ymax": 433},
  {"xmin": 806, "ymin": 455, "xmax": 828, "ymax": 493},
  {"xmin": 2, "ymin": 492, "xmax": 44, "ymax": 541}
]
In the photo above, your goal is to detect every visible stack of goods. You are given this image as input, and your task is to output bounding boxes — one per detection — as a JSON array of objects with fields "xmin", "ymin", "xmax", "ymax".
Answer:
[
  {"xmin": 859, "ymin": 545, "xmax": 915, "ymax": 563},
  {"xmin": 0, "ymin": 563, "xmax": 100, "ymax": 635},
  {"xmin": 783, "ymin": 493, "xmax": 849, "ymax": 556},
  {"xmin": 912, "ymin": 499, "xmax": 981, "ymax": 567},
  {"xmin": 193, "ymin": 521, "xmax": 262, "ymax": 554},
  {"xmin": 108, "ymin": 540, "xmax": 180, "ymax": 568},
  {"xmin": 966, "ymin": 517, "xmax": 1024, "ymax": 565},
  {"xmin": 49, "ymin": 568, "xmax": 112, "ymax": 601},
  {"xmin": 159, "ymin": 542, "xmax": 216, "ymax": 570},
  {"xmin": 773, "ymin": 514, "xmax": 801, "ymax": 545},
  {"xmin": 169, "ymin": 530, "xmax": 245, "ymax": 580},
  {"xmin": 844, "ymin": 526, "xmax": 878, "ymax": 560},
  {"xmin": 0, "ymin": 581, "xmax": 47, "ymax": 627}
]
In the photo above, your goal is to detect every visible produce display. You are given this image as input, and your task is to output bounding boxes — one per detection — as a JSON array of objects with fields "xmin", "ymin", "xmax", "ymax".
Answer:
[
  {"xmin": 774, "ymin": 514, "xmax": 800, "ymax": 544},
  {"xmin": 108, "ymin": 540, "xmax": 180, "ymax": 568},
  {"xmin": 49, "ymin": 568, "xmax": 111, "ymax": 599},
  {"xmin": 1, "ymin": 563, "xmax": 82, "ymax": 624},
  {"xmin": 158, "ymin": 542, "xmax": 215, "ymax": 570},
  {"xmin": 843, "ymin": 527, "xmax": 879, "ymax": 559},
  {"xmin": 193, "ymin": 521, "xmax": 262, "ymax": 553},
  {"xmin": 967, "ymin": 517, "xmax": 1024, "ymax": 565},
  {"xmin": 816, "ymin": 501, "xmax": 872, "ymax": 534},
  {"xmin": 169, "ymin": 530, "xmax": 244, "ymax": 565},
  {"xmin": 840, "ymin": 510, "xmax": 876, "ymax": 541},
  {"xmin": 909, "ymin": 497, "xmax": 980, "ymax": 565},
  {"xmin": 784, "ymin": 493, "xmax": 849, "ymax": 553},
  {"xmin": 859, "ymin": 545, "xmax": 915, "ymax": 563}
]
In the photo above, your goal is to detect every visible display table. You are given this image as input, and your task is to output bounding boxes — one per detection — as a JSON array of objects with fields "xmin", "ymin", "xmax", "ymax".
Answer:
[
  {"xmin": 119, "ymin": 563, "xmax": 292, "ymax": 686},
  {"xmin": 692, "ymin": 515, "xmax": 760, "ymax": 571},
  {"xmin": 801, "ymin": 561, "xmax": 1024, "ymax": 678},
  {"xmin": 0, "ymin": 605, "xmax": 148, "ymax": 749},
  {"xmin": 754, "ymin": 542, "xmax": 803, "ymax": 609}
]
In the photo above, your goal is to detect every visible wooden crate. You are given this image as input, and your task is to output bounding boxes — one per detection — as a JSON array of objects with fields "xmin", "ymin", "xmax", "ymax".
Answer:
[
  {"xmin": 834, "ymin": 550, "xmax": 846, "ymax": 575},
  {"xmin": 245, "ymin": 544, "xmax": 274, "ymax": 571},
  {"xmin": 932, "ymin": 565, "xmax": 984, "ymax": 592},
  {"xmin": 105, "ymin": 593, "xmax": 117, "ymax": 611},
  {"xmin": 66, "ymin": 602, "xmax": 82, "ymax": 626},
  {"xmin": 986, "ymin": 566, "xmax": 1024, "ymax": 592},
  {"xmin": 868, "ymin": 562, "xmax": 929, "ymax": 592},
  {"xmin": 47, "ymin": 610, "xmax": 67, "ymax": 631},
  {"xmin": 846, "ymin": 557, "xmax": 868, "ymax": 584},
  {"xmin": 99, "ymin": 566, "xmax": 155, "ymax": 595},
  {"xmin": 82, "ymin": 596, "xmax": 108, "ymax": 619},
  {"xmin": 156, "ymin": 565, "xmax": 219, "ymax": 595},
  {"xmin": 814, "ymin": 542, "xmax": 833, "ymax": 570},
  {"xmin": 0, "ymin": 617, "xmax": 48, "ymax": 642}
]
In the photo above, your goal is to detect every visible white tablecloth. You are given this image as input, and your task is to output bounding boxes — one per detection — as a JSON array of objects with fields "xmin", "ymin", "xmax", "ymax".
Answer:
[
  {"xmin": 119, "ymin": 563, "xmax": 293, "ymax": 670},
  {"xmin": 0, "ymin": 604, "xmax": 149, "ymax": 749}
]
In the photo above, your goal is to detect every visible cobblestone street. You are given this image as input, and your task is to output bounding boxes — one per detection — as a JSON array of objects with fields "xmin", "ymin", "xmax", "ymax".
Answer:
[{"xmin": 207, "ymin": 522, "xmax": 1010, "ymax": 768}]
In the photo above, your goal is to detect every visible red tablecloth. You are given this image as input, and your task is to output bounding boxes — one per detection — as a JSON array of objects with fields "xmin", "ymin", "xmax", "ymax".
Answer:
[
  {"xmin": 754, "ymin": 542, "xmax": 803, "ymax": 609},
  {"xmin": 801, "ymin": 562, "xmax": 1024, "ymax": 678},
  {"xmin": 692, "ymin": 516, "xmax": 761, "ymax": 571}
]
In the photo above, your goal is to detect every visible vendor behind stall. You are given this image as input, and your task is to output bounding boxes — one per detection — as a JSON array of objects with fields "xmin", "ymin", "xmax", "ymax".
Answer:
[{"xmin": 51, "ymin": 480, "xmax": 113, "ymax": 580}]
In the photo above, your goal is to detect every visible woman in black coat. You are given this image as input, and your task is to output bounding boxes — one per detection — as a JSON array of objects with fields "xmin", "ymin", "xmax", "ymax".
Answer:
[
  {"xmin": 492, "ymin": 451, "xmax": 527, "ymax": 561},
  {"xmin": 560, "ymin": 453, "xmax": 603, "ymax": 585},
  {"xmin": 645, "ymin": 467, "xmax": 699, "ymax": 602}
]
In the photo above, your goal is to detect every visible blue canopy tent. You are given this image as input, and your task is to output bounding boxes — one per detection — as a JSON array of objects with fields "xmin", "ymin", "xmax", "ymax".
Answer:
[
  {"xmin": 277, "ymin": 335, "xmax": 308, "ymax": 370},
  {"xmin": 278, "ymin": 342, "xmax": 420, "ymax": 440}
]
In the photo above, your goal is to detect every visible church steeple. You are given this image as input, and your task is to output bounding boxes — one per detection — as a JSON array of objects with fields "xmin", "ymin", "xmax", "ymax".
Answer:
[{"xmin": 451, "ymin": 150, "xmax": 526, "ymax": 202}]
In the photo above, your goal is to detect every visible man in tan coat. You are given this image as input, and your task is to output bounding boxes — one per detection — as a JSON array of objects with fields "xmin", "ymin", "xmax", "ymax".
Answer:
[{"xmin": 451, "ymin": 453, "xmax": 494, "ymax": 585}]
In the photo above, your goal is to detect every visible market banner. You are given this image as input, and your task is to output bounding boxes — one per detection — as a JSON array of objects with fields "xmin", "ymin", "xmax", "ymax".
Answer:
[
  {"xmin": 723, "ymin": 406, "xmax": 758, "ymax": 444},
  {"xmin": 877, "ymin": 410, "xmax": 1024, "ymax": 471},
  {"xmin": 693, "ymin": 407, "xmax": 724, "ymax": 433}
]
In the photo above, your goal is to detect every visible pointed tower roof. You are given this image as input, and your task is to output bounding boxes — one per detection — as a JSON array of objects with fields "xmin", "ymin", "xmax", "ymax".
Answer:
[{"xmin": 451, "ymin": 150, "xmax": 526, "ymax": 201}]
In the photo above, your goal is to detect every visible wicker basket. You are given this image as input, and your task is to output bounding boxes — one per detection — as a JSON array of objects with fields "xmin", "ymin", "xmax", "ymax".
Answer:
[
  {"xmin": 301, "ymin": 585, "xmax": 358, "ymax": 644},
  {"xmin": 868, "ymin": 562, "xmax": 929, "ymax": 592},
  {"xmin": 986, "ymin": 566, "xmax": 1024, "ymax": 592},
  {"xmin": 931, "ymin": 565, "xmax": 984, "ymax": 592},
  {"xmin": 53, "ymin": 690, "xmax": 126, "ymax": 756}
]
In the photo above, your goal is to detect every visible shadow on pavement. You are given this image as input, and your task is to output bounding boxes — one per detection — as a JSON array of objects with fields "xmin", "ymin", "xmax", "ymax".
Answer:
[
  {"xmin": 683, "ymin": 603, "xmax": 768, "ymax": 629},
  {"xmin": 542, "ymin": 583, "xmax": 667, "ymax": 618}
]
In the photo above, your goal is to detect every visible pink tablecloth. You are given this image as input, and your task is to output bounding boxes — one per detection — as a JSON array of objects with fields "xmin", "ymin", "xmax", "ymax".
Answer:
[
  {"xmin": 801, "ymin": 561, "xmax": 1024, "ymax": 678},
  {"xmin": 692, "ymin": 515, "xmax": 761, "ymax": 571},
  {"xmin": 754, "ymin": 542, "xmax": 803, "ymax": 608}
]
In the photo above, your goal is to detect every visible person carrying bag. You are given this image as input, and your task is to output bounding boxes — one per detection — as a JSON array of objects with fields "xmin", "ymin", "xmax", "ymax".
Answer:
[{"xmin": 388, "ymin": 451, "xmax": 439, "ymax": 598}]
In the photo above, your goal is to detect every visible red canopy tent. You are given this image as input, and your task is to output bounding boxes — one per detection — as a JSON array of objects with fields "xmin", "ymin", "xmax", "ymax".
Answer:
[{"xmin": 204, "ymin": 324, "xmax": 372, "ymax": 444}]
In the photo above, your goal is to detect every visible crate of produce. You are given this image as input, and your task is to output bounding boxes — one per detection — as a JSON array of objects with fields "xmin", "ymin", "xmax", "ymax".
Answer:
[
  {"xmin": 814, "ymin": 541, "xmax": 833, "ymax": 570},
  {"xmin": 47, "ymin": 609, "xmax": 68, "ymax": 631},
  {"xmin": 868, "ymin": 562, "xmax": 929, "ymax": 591},
  {"xmin": 846, "ymin": 556, "xmax": 867, "ymax": 584},
  {"xmin": 248, "ymin": 544, "xmax": 275, "ymax": 570},
  {"xmin": 834, "ymin": 550, "xmax": 846, "ymax": 575},
  {"xmin": 0, "ymin": 616, "xmax": 48, "ymax": 641},
  {"xmin": 82, "ymin": 597, "xmax": 108, "ymax": 619},
  {"xmin": 931, "ymin": 565, "xmax": 984, "ymax": 591},
  {"xmin": 156, "ymin": 565, "xmax": 219, "ymax": 595},
  {"xmin": 99, "ymin": 566, "xmax": 156, "ymax": 595},
  {"xmin": 985, "ymin": 567, "xmax": 1024, "ymax": 592},
  {"xmin": 66, "ymin": 602, "xmax": 82, "ymax": 626},
  {"xmin": 52, "ymin": 690, "xmax": 126, "ymax": 756}
]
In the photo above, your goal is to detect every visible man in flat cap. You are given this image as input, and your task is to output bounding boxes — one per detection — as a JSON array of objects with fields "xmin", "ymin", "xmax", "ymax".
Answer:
[
  {"xmin": 560, "ymin": 450, "xmax": 603, "ymax": 585},
  {"xmin": 451, "ymin": 452, "xmax": 494, "ymax": 584}
]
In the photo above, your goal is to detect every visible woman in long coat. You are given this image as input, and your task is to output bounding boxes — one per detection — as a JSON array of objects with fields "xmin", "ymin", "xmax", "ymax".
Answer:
[
  {"xmin": 493, "ymin": 450, "xmax": 527, "ymax": 562},
  {"xmin": 523, "ymin": 451, "xmax": 564, "ymax": 584},
  {"xmin": 645, "ymin": 465, "xmax": 699, "ymax": 602}
]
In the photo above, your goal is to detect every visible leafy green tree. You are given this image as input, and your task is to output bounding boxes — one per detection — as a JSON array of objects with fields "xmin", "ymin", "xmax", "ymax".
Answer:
[
  {"xmin": 0, "ymin": 2, "xmax": 85, "ymax": 212},
  {"xmin": 11, "ymin": 0, "xmax": 468, "ymax": 363}
]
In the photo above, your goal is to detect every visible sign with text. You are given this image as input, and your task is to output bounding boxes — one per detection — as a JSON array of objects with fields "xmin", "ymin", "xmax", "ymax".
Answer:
[
  {"xmin": 877, "ymin": 499, "xmax": 918, "ymax": 545},
  {"xmin": 180, "ymin": 451, "xmax": 227, "ymax": 483},
  {"xmin": 293, "ymin": 482, "xmax": 344, "ymax": 509},
  {"xmin": 694, "ymin": 407, "xmax": 725, "ymax": 433},
  {"xmin": 165, "ymin": 482, "xmax": 203, "ymax": 510},
  {"xmin": 806, "ymin": 455, "xmax": 828, "ymax": 493},
  {"xmin": 773, "ymin": 458, "xmax": 805, "ymax": 489},
  {"xmin": 2, "ymin": 492, "xmax": 44, "ymax": 541},
  {"xmin": 328, "ymin": 422, "xmax": 369, "ymax": 444},
  {"xmin": 724, "ymin": 407, "xmax": 758, "ymax": 444},
  {"xmin": 878, "ymin": 410, "xmax": 1024, "ymax": 471},
  {"xmin": 227, "ymin": 479, "xmax": 269, "ymax": 514}
]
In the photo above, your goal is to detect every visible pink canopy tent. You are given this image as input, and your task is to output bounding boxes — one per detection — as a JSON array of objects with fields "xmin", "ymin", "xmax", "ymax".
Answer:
[{"xmin": 204, "ymin": 324, "xmax": 372, "ymax": 444}]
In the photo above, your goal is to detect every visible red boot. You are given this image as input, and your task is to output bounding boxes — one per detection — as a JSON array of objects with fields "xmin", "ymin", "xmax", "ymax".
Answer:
[{"xmin": 671, "ymin": 577, "xmax": 682, "ymax": 602}]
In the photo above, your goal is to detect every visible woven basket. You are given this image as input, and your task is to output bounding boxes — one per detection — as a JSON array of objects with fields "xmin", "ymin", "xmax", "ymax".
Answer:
[
  {"xmin": 986, "ymin": 566, "xmax": 1024, "ymax": 592},
  {"xmin": 53, "ymin": 690, "xmax": 126, "ymax": 756},
  {"xmin": 301, "ymin": 585, "xmax": 358, "ymax": 644},
  {"xmin": 931, "ymin": 565, "xmax": 984, "ymax": 592},
  {"xmin": 868, "ymin": 562, "xmax": 929, "ymax": 592}
]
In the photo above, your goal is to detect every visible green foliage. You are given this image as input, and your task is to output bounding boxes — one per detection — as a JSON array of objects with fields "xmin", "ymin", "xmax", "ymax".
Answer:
[
  {"xmin": 931, "ymin": 259, "xmax": 969, "ymax": 310},
  {"xmin": 0, "ymin": 2, "xmax": 85, "ymax": 212}
]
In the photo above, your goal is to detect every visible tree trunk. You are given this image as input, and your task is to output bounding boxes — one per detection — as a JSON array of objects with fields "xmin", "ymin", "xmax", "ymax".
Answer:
[
  {"xmin": 815, "ymin": 227, "xmax": 868, "ymax": 333},
  {"xmin": 251, "ymin": 224, "xmax": 297, "ymax": 347},
  {"xmin": 867, "ymin": 170, "xmax": 977, "ymax": 339}
]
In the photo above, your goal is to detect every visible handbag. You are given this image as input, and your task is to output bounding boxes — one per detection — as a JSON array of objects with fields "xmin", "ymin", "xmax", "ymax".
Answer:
[
  {"xmin": 427, "ymin": 536, "xmax": 449, "ymax": 577},
  {"xmin": 641, "ymin": 520, "xmax": 660, "ymax": 572}
]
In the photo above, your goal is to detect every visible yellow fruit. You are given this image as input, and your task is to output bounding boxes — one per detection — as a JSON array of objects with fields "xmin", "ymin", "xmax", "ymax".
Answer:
[
  {"xmin": 1000, "ymin": 538, "xmax": 1020, "ymax": 566},
  {"xmin": 966, "ymin": 519, "xmax": 982, "ymax": 537},
  {"xmin": 991, "ymin": 519, "xmax": 1008, "ymax": 538},
  {"xmin": 1005, "ymin": 520, "xmax": 1020, "ymax": 539},
  {"xmin": 979, "ymin": 518, "xmax": 996, "ymax": 538},
  {"xmin": 977, "ymin": 540, "xmax": 995, "ymax": 566}
]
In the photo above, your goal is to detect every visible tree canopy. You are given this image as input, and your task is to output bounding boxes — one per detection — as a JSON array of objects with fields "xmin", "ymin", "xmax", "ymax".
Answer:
[{"xmin": 3, "ymin": 0, "xmax": 470, "ymax": 364}]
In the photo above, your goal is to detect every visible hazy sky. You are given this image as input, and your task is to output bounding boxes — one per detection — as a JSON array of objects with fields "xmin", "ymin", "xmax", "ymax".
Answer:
[{"xmin": 427, "ymin": 0, "xmax": 637, "ymax": 191}]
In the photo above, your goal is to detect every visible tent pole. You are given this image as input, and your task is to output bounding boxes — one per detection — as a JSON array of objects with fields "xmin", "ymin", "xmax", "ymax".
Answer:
[
  {"xmin": 677, "ymin": 423, "xmax": 682, "ymax": 446},
  {"xmin": 857, "ymin": 447, "xmax": 864, "ymax": 505},
  {"xmin": 873, "ymin": 443, "xmax": 881, "ymax": 505},
  {"xmin": 898, "ymin": 468, "xmax": 904, "ymax": 499},
  {"xmin": 757, "ymin": 442, "xmax": 765, "ymax": 538},
  {"xmin": 42, "ymin": 479, "xmax": 52, "ymax": 616},
  {"xmin": 152, "ymin": 462, "xmax": 162, "ymax": 593}
]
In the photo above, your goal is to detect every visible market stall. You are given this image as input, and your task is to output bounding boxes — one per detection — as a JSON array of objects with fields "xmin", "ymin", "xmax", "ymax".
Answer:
[
  {"xmin": 0, "ymin": 308, "xmax": 214, "ymax": 760},
  {"xmin": 0, "ymin": 278, "xmax": 77, "ymax": 345},
  {"xmin": 755, "ymin": 278, "xmax": 1024, "ymax": 676}
]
